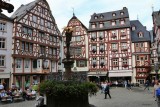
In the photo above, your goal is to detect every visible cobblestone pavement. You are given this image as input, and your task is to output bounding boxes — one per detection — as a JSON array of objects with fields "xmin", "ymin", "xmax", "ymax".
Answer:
[{"xmin": 0, "ymin": 86, "xmax": 157, "ymax": 107}]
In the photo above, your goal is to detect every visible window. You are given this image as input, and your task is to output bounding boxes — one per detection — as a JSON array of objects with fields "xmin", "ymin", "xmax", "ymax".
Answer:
[
  {"xmin": 94, "ymin": 16, "xmax": 98, "ymax": 19},
  {"xmin": 75, "ymin": 26, "xmax": 80, "ymax": 31},
  {"xmin": 22, "ymin": 27, "xmax": 33, "ymax": 36},
  {"xmin": 99, "ymin": 31, "xmax": 104, "ymax": 39},
  {"xmin": 77, "ymin": 60, "xmax": 87, "ymax": 67},
  {"xmin": 37, "ymin": 60, "xmax": 40, "ymax": 68},
  {"xmin": 0, "ymin": 56, "xmax": 5, "ymax": 67},
  {"xmin": 75, "ymin": 48, "xmax": 81, "ymax": 55},
  {"xmin": 122, "ymin": 59, "xmax": 127, "ymax": 65},
  {"xmin": 91, "ymin": 32, "xmax": 96, "ymax": 38},
  {"xmin": 112, "ymin": 43, "xmax": 117, "ymax": 50},
  {"xmin": 21, "ymin": 42, "xmax": 33, "ymax": 52},
  {"xmin": 43, "ymin": 60, "xmax": 49, "ymax": 69},
  {"xmin": 145, "ymin": 55, "xmax": 148, "ymax": 60},
  {"xmin": 92, "ymin": 45, "xmax": 97, "ymax": 51},
  {"xmin": 49, "ymin": 35, "xmax": 53, "ymax": 42},
  {"xmin": 99, "ymin": 23, "xmax": 104, "ymax": 28},
  {"xmin": 33, "ymin": 15, "xmax": 37, "ymax": 23},
  {"xmin": 92, "ymin": 24, "xmax": 96, "ymax": 28},
  {"xmin": 39, "ymin": 32, "xmax": 44, "ymax": 41},
  {"xmin": 120, "ymin": 12, "xmax": 124, "ymax": 15},
  {"xmin": 100, "ymin": 44, "xmax": 104, "ymax": 50},
  {"xmin": 112, "ymin": 31, "xmax": 116, "ymax": 36},
  {"xmin": 16, "ymin": 59, "xmax": 22, "ymax": 68},
  {"xmin": 132, "ymin": 26, "xmax": 136, "ymax": 31},
  {"xmin": 112, "ymin": 13, "xmax": 116, "ymax": 16},
  {"xmin": 40, "ymin": 18, "xmax": 44, "ymax": 26},
  {"xmin": 100, "ymin": 57, "xmax": 105, "ymax": 66},
  {"xmin": 0, "ymin": 22, "xmax": 6, "ymax": 31},
  {"xmin": 75, "ymin": 36, "xmax": 81, "ymax": 41},
  {"xmin": 138, "ymin": 32, "xmax": 143, "ymax": 38},
  {"xmin": 92, "ymin": 58, "xmax": 97, "ymax": 65},
  {"xmin": 25, "ymin": 59, "xmax": 30, "ymax": 68},
  {"xmin": 121, "ymin": 42, "xmax": 127, "ymax": 49},
  {"xmin": 0, "ymin": 38, "xmax": 5, "ymax": 49},
  {"xmin": 100, "ymin": 14, "xmax": 104, "ymax": 18},
  {"xmin": 136, "ymin": 56, "xmax": 139, "ymax": 60},
  {"xmin": 40, "ymin": 46, "xmax": 46, "ymax": 55},
  {"xmin": 49, "ymin": 47, "xmax": 53, "ymax": 55},
  {"xmin": 111, "ymin": 21, "xmax": 116, "ymax": 26},
  {"xmin": 120, "ymin": 20, "xmax": 125, "ymax": 25},
  {"xmin": 112, "ymin": 59, "xmax": 118, "ymax": 66},
  {"xmin": 47, "ymin": 21, "xmax": 51, "ymax": 28},
  {"xmin": 33, "ymin": 60, "xmax": 37, "ymax": 68}
]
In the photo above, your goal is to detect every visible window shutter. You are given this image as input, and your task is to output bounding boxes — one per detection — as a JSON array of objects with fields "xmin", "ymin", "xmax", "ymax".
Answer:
[{"xmin": 33, "ymin": 60, "xmax": 37, "ymax": 68}]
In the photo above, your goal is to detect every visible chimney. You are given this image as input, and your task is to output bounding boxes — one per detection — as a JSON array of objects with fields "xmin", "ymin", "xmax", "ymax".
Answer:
[{"xmin": 123, "ymin": 7, "xmax": 127, "ymax": 10}]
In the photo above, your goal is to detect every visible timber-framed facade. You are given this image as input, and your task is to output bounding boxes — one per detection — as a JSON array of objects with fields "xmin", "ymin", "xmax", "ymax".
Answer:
[{"xmin": 11, "ymin": 0, "xmax": 60, "ymax": 90}]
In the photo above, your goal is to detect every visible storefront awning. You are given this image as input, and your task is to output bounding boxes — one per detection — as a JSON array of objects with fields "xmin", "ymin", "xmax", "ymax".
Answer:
[{"xmin": 109, "ymin": 70, "xmax": 132, "ymax": 77}]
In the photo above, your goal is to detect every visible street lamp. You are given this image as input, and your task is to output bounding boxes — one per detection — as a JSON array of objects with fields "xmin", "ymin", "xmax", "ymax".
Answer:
[
  {"xmin": 96, "ymin": 70, "xmax": 101, "ymax": 83},
  {"xmin": 155, "ymin": 63, "xmax": 159, "ymax": 80}
]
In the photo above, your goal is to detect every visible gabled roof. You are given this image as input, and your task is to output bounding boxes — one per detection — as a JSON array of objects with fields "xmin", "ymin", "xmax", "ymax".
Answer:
[
  {"xmin": 68, "ymin": 14, "xmax": 88, "ymax": 31},
  {"xmin": 152, "ymin": 11, "xmax": 160, "ymax": 27},
  {"xmin": 10, "ymin": 0, "xmax": 55, "ymax": 22},
  {"xmin": 130, "ymin": 20, "xmax": 150, "ymax": 42},
  {"xmin": 10, "ymin": 0, "xmax": 37, "ymax": 20},
  {"xmin": 89, "ymin": 7, "xmax": 129, "ymax": 22},
  {"xmin": 0, "ymin": 13, "xmax": 13, "ymax": 22}
]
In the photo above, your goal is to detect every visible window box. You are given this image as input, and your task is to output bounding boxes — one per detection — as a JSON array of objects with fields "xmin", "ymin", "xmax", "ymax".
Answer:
[
  {"xmin": 92, "ymin": 49, "xmax": 96, "ymax": 53},
  {"xmin": 112, "ymin": 65, "xmax": 118, "ymax": 68},
  {"xmin": 99, "ymin": 36, "xmax": 103, "ymax": 40},
  {"xmin": 120, "ymin": 33, "xmax": 126, "ymax": 37},
  {"xmin": 122, "ymin": 64, "xmax": 128, "ymax": 68},
  {"xmin": 121, "ymin": 48, "xmax": 127, "ymax": 51},
  {"xmin": 92, "ymin": 63, "xmax": 97, "ymax": 68},
  {"xmin": 91, "ymin": 37, "xmax": 96, "ymax": 41},
  {"xmin": 100, "ymin": 62, "xmax": 104, "ymax": 67},
  {"xmin": 100, "ymin": 48, "xmax": 104, "ymax": 53},
  {"xmin": 112, "ymin": 49, "xmax": 118, "ymax": 52},
  {"xmin": 111, "ymin": 35, "xmax": 116, "ymax": 38}
]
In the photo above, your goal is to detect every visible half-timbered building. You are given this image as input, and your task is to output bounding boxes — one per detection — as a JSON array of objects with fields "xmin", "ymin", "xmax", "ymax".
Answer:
[
  {"xmin": 88, "ymin": 7, "xmax": 133, "ymax": 82},
  {"xmin": 62, "ymin": 14, "xmax": 88, "ymax": 74},
  {"xmin": 151, "ymin": 10, "xmax": 160, "ymax": 79},
  {"xmin": 130, "ymin": 20, "xmax": 151, "ymax": 84},
  {"xmin": 10, "ymin": 0, "xmax": 60, "ymax": 90},
  {"xmin": 0, "ymin": 13, "xmax": 13, "ymax": 90}
]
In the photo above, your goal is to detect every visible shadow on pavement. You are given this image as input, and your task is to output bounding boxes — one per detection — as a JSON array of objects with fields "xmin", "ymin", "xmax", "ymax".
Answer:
[{"xmin": 89, "ymin": 104, "xmax": 96, "ymax": 107}]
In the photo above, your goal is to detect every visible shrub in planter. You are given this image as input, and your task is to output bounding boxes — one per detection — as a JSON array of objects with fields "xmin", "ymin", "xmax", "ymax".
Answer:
[{"xmin": 39, "ymin": 80, "xmax": 98, "ymax": 107}]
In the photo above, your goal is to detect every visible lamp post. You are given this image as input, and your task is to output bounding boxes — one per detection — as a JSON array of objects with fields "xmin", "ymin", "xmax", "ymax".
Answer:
[
  {"xmin": 155, "ymin": 63, "xmax": 159, "ymax": 80},
  {"xmin": 96, "ymin": 70, "xmax": 101, "ymax": 84}
]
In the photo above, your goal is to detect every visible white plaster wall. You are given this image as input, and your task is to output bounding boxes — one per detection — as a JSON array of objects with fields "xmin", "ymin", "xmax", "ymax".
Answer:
[{"xmin": 0, "ymin": 20, "xmax": 13, "ymax": 78}]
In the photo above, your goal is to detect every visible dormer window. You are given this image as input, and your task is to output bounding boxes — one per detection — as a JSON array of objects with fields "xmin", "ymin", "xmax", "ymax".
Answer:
[
  {"xmin": 100, "ymin": 14, "xmax": 104, "ymax": 18},
  {"xmin": 120, "ymin": 12, "xmax": 124, "ymax": 15},
  {"xmin": 94, "ymin": 16, "xmax": 98, "ymax": 19},
  {"xmin": 120, "ymin": 19, "xmax": 125, "ymax": 25},
  {"xmin": 138, "ymin": 32, "xmax": 143, "ymax": 38},
  {"xmin": 111, "ymin": 21, "xmax": 116, "ymax": 26},
  {"xmin": 92, "ymin": 24, "xmax": 96, "ymax": 28},
  {"xmin": 112, "ymin": 13, "xmax": 116, "ymax": 16},
  {"xmin": 99, "ymin": 22, "xmax": 104, "ymax": 28},
  {"xmin": 132, "ymin": 26, "xmax": 136, "ymax": 31}
]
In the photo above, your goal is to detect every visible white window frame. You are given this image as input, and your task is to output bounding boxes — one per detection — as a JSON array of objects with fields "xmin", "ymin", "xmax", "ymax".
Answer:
[
  {"xmin": 75, "ymin": 36, "xmax": 81, "ymax": 41},
  {"xmin": 0, "ymin": 22, "xmax": 6, "ymax": 31},
  {"xmin": 122, "ymin": 59, "xmax": 127, "ymax": 65},
  {"xmin": 0, "ymin": 38, "xmax": 6, "ymax": 49},
  {"xmin": 33, "ymin": 15, "xmax": 37, "ymax": 23},
  {"xmin": 75, "ymin": 48, "xmax": 81, "ymax": 55},
  {"xmin": 16, "ymin": 59, "xmax": 22, "ymax": 68},
  {"xmin": 92, "ymin": 58, "xmax": 97, "ymax": 65},
  {"xmin": 113, "ymin": 59, "xmax": 118, "ymax": 66},
  {"xmin": 25, "ymin": 59, "xmax": 30, "ymax": 68},
  {"xmin": 121, "ymin": 42, "xmax": 127, "ymax": 49},
  {"xmin": 112, "ymin": 44, "xmax": 117, "ymax": 50},
  {"xmin": 0, "ymin": 56, "xmax": 5, "ymax": 67}
]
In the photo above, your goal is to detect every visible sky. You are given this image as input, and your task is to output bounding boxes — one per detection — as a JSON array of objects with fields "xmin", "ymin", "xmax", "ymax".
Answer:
[{"xmin": 2, "ymin": 0, "xmax": 160, "ymax": 32}]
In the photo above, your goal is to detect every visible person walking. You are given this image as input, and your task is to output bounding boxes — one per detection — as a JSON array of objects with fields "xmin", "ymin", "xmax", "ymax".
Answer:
[
  {"xmin": 127, "ymin": 80, "xmax": 131, "ymax": 90},
  {"xmin": 104, "ymin": 82, "xmax": 111, "ymax": 99},
  {"xmin": 144, "ymin": 80, "xmax": 150, "ymax": 90},
  {"xmin": 154, "ymin": 80, "xmax": 160, "ymax": 101}
]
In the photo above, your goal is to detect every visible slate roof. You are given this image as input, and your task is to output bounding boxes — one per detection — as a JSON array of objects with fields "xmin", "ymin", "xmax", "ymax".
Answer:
[
  {"xmin": 152, "ymin": 11, "xmax": 160, "ymax": 27},
  {"xmin": 0, "ymin": 13, "xmax": 13, "ymax": 22},
  {"xmin": 88, "ymin": 7, "xmax": 130, "ymax": 31},
  {"xmin": 130, "ymin": 20, "xmax": 151, "ymax": 42},
  {"xmin": 89, "ymin": 7, "xmax": 129, "ymax": 22}
]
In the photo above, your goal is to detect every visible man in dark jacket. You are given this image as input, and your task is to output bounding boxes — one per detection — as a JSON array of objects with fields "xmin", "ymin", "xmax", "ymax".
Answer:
[
  {"xmin": 104, "ymin": 83, "xmax": 111, "ymax": 99},
  {"xmin": 144, "ymin": 80, "xmax": 150, "ymax": 90}
]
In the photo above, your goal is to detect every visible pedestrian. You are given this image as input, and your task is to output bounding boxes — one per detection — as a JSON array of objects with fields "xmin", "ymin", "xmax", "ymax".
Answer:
[
  {"xmin": 115, "ymin": 80, "xmax": 118, "ymax": 88},
  {"xmin": 153, "ymin": 80, "xmax": 160, "ymax": 101},
  {"xmin": 104, "ymin": 82, "xmax": 111, "ymax": 99},
  {"xmin": 144, "ymin": 80, "xmax": 150, "ymax": 90},
  {"xmin": 124, "ymin": 80, "xmax": 127, "ymax": 88},
  {"xmin": 127, "ymin": 80, "xmax": 131, "ymax": 90},
  {"xmin": 0, "ymin": 83, "xmax": 4, "ymax": 91}
]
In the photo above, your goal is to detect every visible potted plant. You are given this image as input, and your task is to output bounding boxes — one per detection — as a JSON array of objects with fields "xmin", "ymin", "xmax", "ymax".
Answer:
[{"xmin": 39, "ymin": 80, "xmax": 98, "ymax": 107}]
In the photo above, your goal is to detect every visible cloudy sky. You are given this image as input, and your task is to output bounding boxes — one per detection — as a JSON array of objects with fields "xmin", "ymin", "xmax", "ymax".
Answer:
[{"xmin": 2, "ymin": 0, "xmax": 160, "ymax": 32}]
